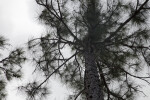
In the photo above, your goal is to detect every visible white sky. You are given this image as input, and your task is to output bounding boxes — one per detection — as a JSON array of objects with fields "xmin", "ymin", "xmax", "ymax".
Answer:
[{"xmin": 0, "ymin": 0, "xmax": 150, "ymax": 100}]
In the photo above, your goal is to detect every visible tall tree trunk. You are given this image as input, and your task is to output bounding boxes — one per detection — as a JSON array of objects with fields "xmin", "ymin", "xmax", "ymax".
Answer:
[
  {"xmin": 84, "ymin": 0, "xmax": 104, "ymax": 99},
  {"xmin": 84, "ymin": 50, "xmax": 104, "ymax": 100}
]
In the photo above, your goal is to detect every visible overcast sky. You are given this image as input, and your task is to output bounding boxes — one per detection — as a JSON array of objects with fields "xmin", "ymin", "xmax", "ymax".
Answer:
[{"xmin": 0, "ymin": 0, "xmax": 150, "ymax": 100}]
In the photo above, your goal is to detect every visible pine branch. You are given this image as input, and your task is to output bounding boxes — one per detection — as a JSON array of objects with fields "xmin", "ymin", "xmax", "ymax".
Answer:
[
  {"xmin": 30, "ymin": 52, "xmax": 78, "ymax": 97},
  {"xmin": 104, "ymin": 0, "xmax": 150, "ymax": 42},
  {"xmin": 35, "ymin": 0, "xmax": 82, "ymax": 45},
  {"xmin": 122, "ymin": 43, "xmax": 150, "ymax": 50},
  {"xmin": 120, "ymin": 68, "xmax": 150, "ymax": 85},
  {"xmin": 96, "ymin": 61, "xmax": 125, "ymax": 100}
]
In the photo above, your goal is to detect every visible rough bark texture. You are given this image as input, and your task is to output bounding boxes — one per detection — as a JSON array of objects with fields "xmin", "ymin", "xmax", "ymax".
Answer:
[
  {"xmin": 83, "ymin": 0, "xmax": 104, "ymax": 99},
  {"xmin": 84, "ymin": 51, "xmax": 104, "ymax": 100}
]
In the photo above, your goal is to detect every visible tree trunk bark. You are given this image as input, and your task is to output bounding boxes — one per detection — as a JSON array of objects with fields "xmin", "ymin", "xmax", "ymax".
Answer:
[
  {"xmin": 84, "ymin": 0, "xmax": 104, "ymax": 99},
  {"xmin": 84, "ymin": 51, "xmax": 104, "ymax": 100}
]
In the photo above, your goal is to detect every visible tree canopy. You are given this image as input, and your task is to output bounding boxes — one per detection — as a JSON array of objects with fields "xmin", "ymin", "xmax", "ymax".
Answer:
[{"xmin": 19, "ymin": 0, "xmax": 150, "ymax": 100}]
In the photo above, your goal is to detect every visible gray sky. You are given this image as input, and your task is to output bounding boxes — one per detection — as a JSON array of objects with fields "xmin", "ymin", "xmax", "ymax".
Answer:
[{"xmin": 0, "ymin": 0, "xmax": 150, "ymax": 100}]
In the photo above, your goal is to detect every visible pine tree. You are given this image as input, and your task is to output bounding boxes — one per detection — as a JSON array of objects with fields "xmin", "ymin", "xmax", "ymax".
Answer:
[
  {"xmin": 0, "ymin": 36, "xmax": 26, "ymax": 99},
  {"xmin": 20, "ymin": 0, "xmax": 150, "ymax": 100}
]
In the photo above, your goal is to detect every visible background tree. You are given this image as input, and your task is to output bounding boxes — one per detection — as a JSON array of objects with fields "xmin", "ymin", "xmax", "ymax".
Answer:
[
  {"xmin": 0, "ymin": 35, "xmax": 26, "ymax": 99},
  {"xmin": 20, "ymin": 0, "xmax": 150, "ymax": 100}
]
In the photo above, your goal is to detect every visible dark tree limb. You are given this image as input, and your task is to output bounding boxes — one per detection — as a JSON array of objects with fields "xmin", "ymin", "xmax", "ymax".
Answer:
[
  {"xmin": 30, "ymin": 52, "xmax": 78, "ymax": 97},
  {"xmin": 104, "ymin": 0, "xmax": 150, "ymax": 42},
  {"xmin": 74, "ymin": 88, "xmax": 85, "ymax": 100}
]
